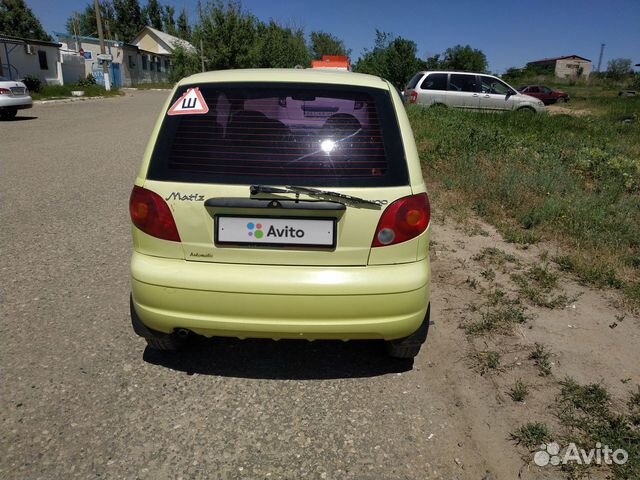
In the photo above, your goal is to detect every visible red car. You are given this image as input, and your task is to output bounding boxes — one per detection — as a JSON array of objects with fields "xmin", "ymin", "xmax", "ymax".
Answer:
[{"xmin": 518, "ymin": 85, "xmax": 570, "ymax": 105}]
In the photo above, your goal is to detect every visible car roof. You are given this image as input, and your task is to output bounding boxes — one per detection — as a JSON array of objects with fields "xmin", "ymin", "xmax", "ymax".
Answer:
[
  {"xmin": 178, "ymin": 68, "xmax": 390, "ymax": 90},
  {"xmin": 416, "ymin": 71, "xmax": 496, "ymax": 76}
]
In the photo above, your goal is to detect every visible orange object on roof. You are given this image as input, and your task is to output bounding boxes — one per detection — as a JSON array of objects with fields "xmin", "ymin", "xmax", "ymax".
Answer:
[{"xmin": 311, "ymin": 55, "xmax": 351, "ymax": 70}]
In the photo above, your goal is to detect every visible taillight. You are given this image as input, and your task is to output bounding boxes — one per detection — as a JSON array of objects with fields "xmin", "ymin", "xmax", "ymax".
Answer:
[
  {"xmin": 0, "ymin": 88, "xmax": 11, "ymax": 95},
  {"xmin": 372, "ymin": 193, "xmax": 430, "ymax": 247},
  {"xmin": 409, "ymin": 91, "xmax": 418, "ymax": 104},
  {"xmin": 129, "ymin": 186, "xmax": 181, "ymax": 242}
]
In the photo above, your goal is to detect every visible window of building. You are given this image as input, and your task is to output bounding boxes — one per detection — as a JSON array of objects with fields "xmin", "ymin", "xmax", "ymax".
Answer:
[
  {"xmin": 142, "ymin": 54, "xmax": 148, "ymax": 70},
  {"xmin": 38, "ymin": 50, "xmax": 48, "ymax": 70},
  {"xmin": 164, "ymin": 59, "xmax": 170, "ymax": 72},
  {"xmin": 156, "ymin": 57, "xmax": 161, "ymax": 72},
  {"xmin": 128, "ymin": 55, "xmax": 135, "ymax": 68}
]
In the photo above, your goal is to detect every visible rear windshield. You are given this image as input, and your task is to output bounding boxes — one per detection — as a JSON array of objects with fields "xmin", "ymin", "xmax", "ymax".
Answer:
[
  {"xmin": 147, "ymin": 83, "xmax": 409, "ymax": 187},
  {"xmin": 405, "ymin": 73, "xmax": 423, "ymax": 90}
]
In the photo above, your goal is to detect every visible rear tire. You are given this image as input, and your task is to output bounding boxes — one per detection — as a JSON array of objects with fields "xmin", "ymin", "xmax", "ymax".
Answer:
[
  {"xmin": 517, "ymin": 106, "xmax": 536, "ymax": 114},
  {"xmin": 385, "ymin": 304, "xmax": 430, "ymax": 359},
  {"xmin": 0, "ymin": 109, "xmax": 17, "ymax": 120},
  {"xmin": 555, "ymin": 97, "xmax": 565, "ymax": 104}
]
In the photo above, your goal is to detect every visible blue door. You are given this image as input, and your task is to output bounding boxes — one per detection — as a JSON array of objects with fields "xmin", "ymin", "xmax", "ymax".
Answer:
[{"xmin": 110, "ymin": 63, "xmax": 122, "ymax": 88}]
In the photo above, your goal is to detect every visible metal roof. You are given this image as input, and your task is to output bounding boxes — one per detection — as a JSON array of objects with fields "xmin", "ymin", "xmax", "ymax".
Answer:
[
  {"xmin": 528, "ymin": 55, "xmax": 592, "ymax": 64},
  {"xmin": 0, "ymin": 34, "xmax": 61, "ymax": 48}
]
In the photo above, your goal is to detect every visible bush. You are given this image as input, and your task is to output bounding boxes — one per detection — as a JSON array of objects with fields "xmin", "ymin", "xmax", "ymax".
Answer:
[
  {"xmin": 21, "ymin": 75, "xmax": 42, "ymax": 92},
  {"xmin": 77, "ymin": 73, "xmax": 97, "ymax": 87}
]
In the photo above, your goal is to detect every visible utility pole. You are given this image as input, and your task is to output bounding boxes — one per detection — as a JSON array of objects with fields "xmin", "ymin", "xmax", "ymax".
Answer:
[
  {"xmin": 94, "ymin": 0, "xmax": 111, "ymax": 91},
  {"xmin": 198, "ymin": 0, "xmax": 205, "ymax": 72},
  {"xmin": 596, "ymin": 43, "xmax": 605, "ymax": 72}
]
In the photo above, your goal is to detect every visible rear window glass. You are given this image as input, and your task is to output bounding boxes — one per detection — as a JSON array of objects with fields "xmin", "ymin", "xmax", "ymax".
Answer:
[
  {"xmin": 405, "ymin": 73, "xmax": 423, "ymax": 90},
  {"xmin": 420, "ymin": 73, "xmax": 447, "ymax": 91},
  {"xmin": 147, "ymin": 83, "xmax": 408, "ymax": 187}
]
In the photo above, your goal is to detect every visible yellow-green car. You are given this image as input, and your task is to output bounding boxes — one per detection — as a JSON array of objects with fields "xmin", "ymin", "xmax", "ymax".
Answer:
[{"xmin": 130, "ymin": 68, "xmax": 431, "ymax": 358}]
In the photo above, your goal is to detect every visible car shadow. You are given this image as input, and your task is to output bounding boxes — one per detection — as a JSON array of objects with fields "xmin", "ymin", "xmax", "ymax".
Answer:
[
  {"xmin": 2, "ymin": 116, "xmax": 38, "ymax": 121},
  {"xmin": 143, "ymin": 337, "xmax": 414, "ymax": 380}
]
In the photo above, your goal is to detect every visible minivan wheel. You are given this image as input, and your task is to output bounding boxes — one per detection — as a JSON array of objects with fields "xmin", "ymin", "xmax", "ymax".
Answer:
[
  {"xmin": 130, "ymin": 295, "xmax": 188, "ymax": 352},
  {"xmin": 385, "ymin": 304, "xmax": 430, "ymax": 359}
]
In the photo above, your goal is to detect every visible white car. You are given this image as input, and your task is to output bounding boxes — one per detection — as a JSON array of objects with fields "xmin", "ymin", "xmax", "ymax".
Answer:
[
  {"xmin": 0, "ymin": 76, "xmax": 33, "ymax": 120},
  {"xmin": 404, "ymin": 71, "xmax": 545, "ymax": 113}
]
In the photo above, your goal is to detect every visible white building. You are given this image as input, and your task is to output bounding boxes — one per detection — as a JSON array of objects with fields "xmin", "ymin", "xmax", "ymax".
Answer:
[{"xmin": 0, "ymin": 34, "xmax": 63, "ymax": 85}]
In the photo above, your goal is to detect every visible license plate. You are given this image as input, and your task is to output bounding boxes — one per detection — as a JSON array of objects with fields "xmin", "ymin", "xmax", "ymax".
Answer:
[
  {"xmin": 216, "ymin": 216, "xmax": 335, "ymax": 248},
  {"xmin": 10, "ymin": 87, "xmax": 25, "ymax": 96}
]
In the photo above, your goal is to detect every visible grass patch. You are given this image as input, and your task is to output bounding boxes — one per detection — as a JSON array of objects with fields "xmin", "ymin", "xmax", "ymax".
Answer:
[
  {"xmin": 509, "ymin": 379, "xmax": 530, "ymax": 402},
  {"xmin": 31, "ymin": 84, "xmax": 122, "ymax": 100},
  {"xmin": 529, "ymin": 343, "xmax": 553, "ymax": 376},
  {"xmin": 555, "ymin": 378, "xmax": 640, "ymax": 479},
  {"xmin": 132, "ymin": 82, "xmax": 174, "ymax": 90},
  {"xmin": 465, "ymin": 301, "xmax": 530, "ymax": 336},
  {"xmin": 511, "ymin": 422, "xmax": 551, "ymax": 447},
  {"xmin": 473, "ymin": 247, "xmax": 518, "ymax": 266},
  {"xmin": 471, "ymin": 350, "xmax": 502, "ymax": 375},
  {"xmin": 512, "ymin": 264, "xmax": 570, "ymax": 308},
  {"xmin": 409, "ymin": 95, "xmax": 640, "ymax": 307}
]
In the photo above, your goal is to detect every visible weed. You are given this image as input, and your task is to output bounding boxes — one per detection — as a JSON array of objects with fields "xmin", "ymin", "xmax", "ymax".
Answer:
[
  {"xmin": 510, "ymin": 422, "xmax": 551, "ymax": 447},
  {"xmin": 512, "ymin": 264, "xmax": 570, "ymax": 308},
  {"xmin": 503, "ymin": 228, "xmax": 540, "ymax": 245},
  {"xmin": 471, "ymin": 350, "xmax": 502, "ymax": 375},
  {"xmin": 473, "ymin": 247, "xmax": 518, "ymax": 266},
  {"xmin": 466, "ymin": 277, "xmax": 479, "ymax": 289},
  {"xmin": 465, "ymin": 303, "xmax": 529, "ymax": 335},
  {"xmin": 555, "ymin": 378, "xmax": 640, "ymax": 479},
  {"xmin": 481, "ymin": 268, "xmax": 496, "ymax": 281},
  {"xmin": 529, "ymin": 343, "xmax": 553, "ymax": 376},
  {"xmin": 509, "ymin": 379, "xmax": 529, "ymax": 402}
]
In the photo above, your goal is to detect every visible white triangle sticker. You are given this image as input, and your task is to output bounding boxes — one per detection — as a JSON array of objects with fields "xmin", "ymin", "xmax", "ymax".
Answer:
[{"xmin": 167, "ymin": 87, "xmax": 209, "ymax": 116}]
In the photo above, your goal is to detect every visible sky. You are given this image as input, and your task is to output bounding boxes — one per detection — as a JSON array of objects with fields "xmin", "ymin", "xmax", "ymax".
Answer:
[{"xmin": 26, "ymin": 0, "xmax": 640, "ymax": 73}]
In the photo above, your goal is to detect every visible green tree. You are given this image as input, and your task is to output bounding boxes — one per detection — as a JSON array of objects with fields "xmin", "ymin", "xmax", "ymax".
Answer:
[
  {"xmin": 145, "ymin": 0, "xmax": 163, "ymax": 30},
  {"xmin": 353, "ymin": 30, "xmax": 426, "ymax": 88},
  {"xmin": 0, "ymin": 0, "xmax": 51, "ymax": 41},
  {"xmin": 176, "ymin": 8, "xmax": 191, "ymax": 40},
  {"xmin": 440, "ymin": 44, "xmax": 487, "ymax": 72},
  {"xmin": 169, "ymin": 44, "xmax": 200, "ymax": 82},
  {"xmin": 607, "ymin": 58, "xmax": 632, "ymax": 80},
  {"xmin": 162, "ymin": 5, "xmax": 177, "ymax": 36},
  {"xmin": 253, "ymin": 21, "xmax": 309, "ymax": 68},
  {"xmin": 195, "ymin": 1, "xmax": 258, "ymax": 70},
  {"xmin": 112, "ymin": 0, "xmax": 145, "ymax": 41},
  {"xmin": 309, "ymin": 31, "xmax": 350, "ymax": 60}
]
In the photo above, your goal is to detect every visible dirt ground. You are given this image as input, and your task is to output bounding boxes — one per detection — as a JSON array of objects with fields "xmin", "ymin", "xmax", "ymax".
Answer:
[{"xmin": 427, "ymin": 212, "xmax": 639, "ymax": 478}]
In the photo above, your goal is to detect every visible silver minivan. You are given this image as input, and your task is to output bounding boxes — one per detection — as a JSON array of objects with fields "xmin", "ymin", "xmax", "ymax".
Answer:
[{"xmin": 405, "ymin": 71, "xmax": 545, "ymax": 113}]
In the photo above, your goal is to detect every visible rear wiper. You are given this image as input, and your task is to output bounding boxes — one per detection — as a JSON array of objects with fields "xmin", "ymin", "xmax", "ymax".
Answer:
[{"xmin": 250, "ymin": 185, "xmax": 381, "ymax": 209}]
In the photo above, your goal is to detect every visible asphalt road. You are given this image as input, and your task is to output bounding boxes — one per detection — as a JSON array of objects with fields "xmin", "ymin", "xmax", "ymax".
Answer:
[{"xmin": 1, "ymin": 92, "xmax": 505, "ymax": 480}]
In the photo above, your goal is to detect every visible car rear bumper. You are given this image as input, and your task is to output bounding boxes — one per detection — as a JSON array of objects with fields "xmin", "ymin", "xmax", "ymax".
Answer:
[
  {"xmin": 0, "ymin": 96, "xmax": 33, "ymax": 110},
  {"xmin": 130, "ymin": 252, "xmax": 430, "ymax": 340}
]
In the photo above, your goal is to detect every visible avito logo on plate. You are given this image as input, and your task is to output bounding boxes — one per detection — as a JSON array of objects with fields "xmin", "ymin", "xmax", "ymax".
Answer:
[{"xmin": 247, "ymin": 222, "xmax": 264, "ymax": 239}]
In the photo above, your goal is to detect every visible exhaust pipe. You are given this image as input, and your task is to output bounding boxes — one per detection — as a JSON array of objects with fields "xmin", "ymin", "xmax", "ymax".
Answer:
[{"xmin": 175, "ymin": 328, "xmax": 191, "ymax": 339}]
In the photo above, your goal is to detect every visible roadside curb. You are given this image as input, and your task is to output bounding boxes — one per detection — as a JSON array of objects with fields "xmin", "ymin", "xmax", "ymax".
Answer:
[{"xmin": 36, "ymin": 96, "xmax": 108, "ymax": 105}]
